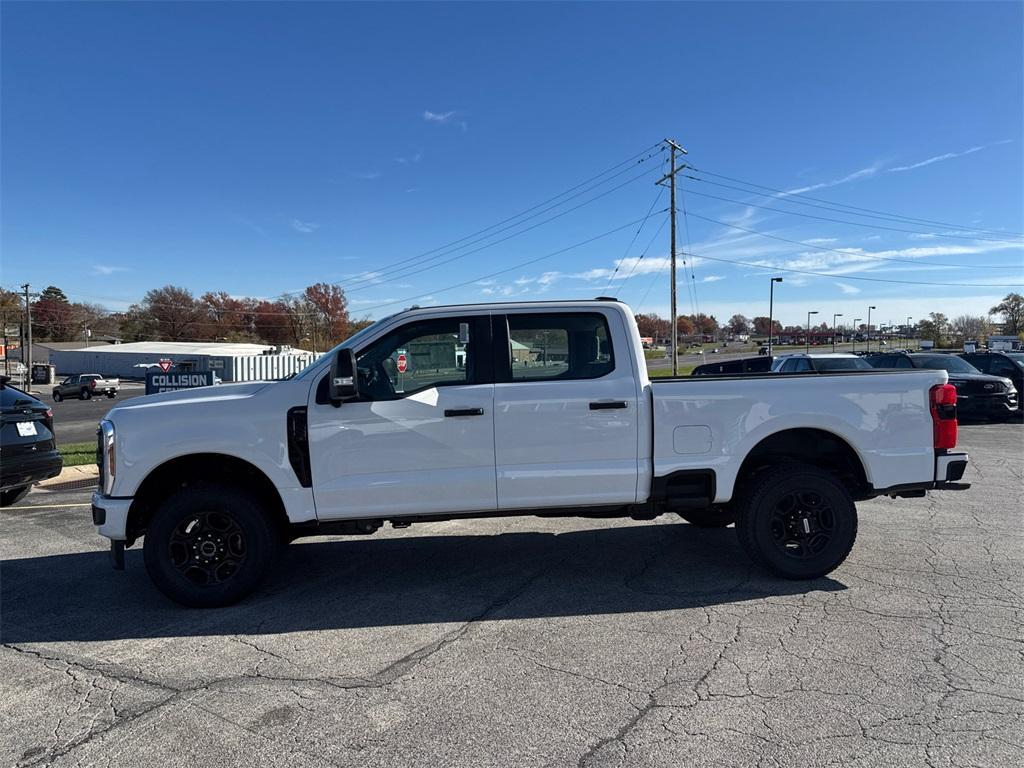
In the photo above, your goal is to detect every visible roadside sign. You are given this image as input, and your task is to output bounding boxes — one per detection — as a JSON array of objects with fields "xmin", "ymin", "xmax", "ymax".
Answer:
[
  {"xmin": 396, "ymin": 353, "xmax": 408, "ymax": 373},
  {"xmin": 145, "ymin": 371, "xmax": 215, "ymax": 395},
  {"xmin": 158, "ymin": 359, "xmax": 173, "ymax": 373}
]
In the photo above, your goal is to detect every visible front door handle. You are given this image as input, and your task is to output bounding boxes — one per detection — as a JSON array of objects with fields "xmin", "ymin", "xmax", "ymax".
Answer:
[
  {"xmin": 444, "ymin": 408, "xmax": 485, "ymax": 417},
  {"xmin": 589, "ymin": 401, "xmax": 629, "ymax": 410}
]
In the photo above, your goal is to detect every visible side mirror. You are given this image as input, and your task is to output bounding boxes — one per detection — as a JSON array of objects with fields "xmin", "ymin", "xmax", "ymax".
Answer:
[{"xmin": 329, "ymin": 348, "xmax": 359, "ymax": 405}]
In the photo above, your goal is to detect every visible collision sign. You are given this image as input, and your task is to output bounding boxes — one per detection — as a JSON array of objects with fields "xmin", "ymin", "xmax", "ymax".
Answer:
[{"xmin": 145, "ymin": 371, "xmax": 215, "ymax": 395}]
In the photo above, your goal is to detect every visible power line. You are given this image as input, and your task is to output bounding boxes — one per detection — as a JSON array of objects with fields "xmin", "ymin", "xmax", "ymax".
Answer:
[
  {"xmin": 680, "ymin": 186, "xmax": 1024, "ymax": 243},
  {"xmin": 277, "ymin": 143, "xmax": 666, "ymax": 299},
  {"xmin": 349, "ymin": 210, "xmax": 669, "ymax": 316},
  {"xmin": 616, "ymin": 213, "xmax": 669, "ymax": 292},
  {"xmin": 602, "ymin": 182, "xmax": 666, "ymax": 293},
  {"xmin": 685, "ymin": 249, "xmax": 1024, "ymax": 288},
  {"xmin": 341, "ymin": 163, "xmax": 664, "ymax": 294},
  {"xmin": 688, "ymin": 166, "xmax": 1024, "ymax": 239},
  {"xmin": 686, "ymin": 211, "xmax": 1024, "ymax": 270},
  {"xmin": 684, "ymin": 174, "xmax": 1024, "ymax": 240}
]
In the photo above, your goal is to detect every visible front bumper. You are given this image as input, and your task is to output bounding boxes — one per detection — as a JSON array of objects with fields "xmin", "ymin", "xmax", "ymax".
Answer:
[
  {"xmin": 91, "ymin": 492, "xmax": 132, "ymax": 541},
  {"xmin": 0, "ymin": 450, "xmax": 63, "ymax": 491},
  {"xmin": 957, "ymin": 393, "xmax": 1018, "ymax": 419}
]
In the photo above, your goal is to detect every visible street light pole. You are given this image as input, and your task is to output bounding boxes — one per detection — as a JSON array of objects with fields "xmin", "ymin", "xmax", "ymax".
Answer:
[
  {"xmin": 832, "ymin": 313, "xmax": 843, "ymax": 352},
  {"xmin": 906, "ymin": 316, "xmax": 913, "ymax": 350},
  {"xmin": 768, "ymin": 277, "xmax": 783, "ymax": 355},
  {"xmin": 867, "ymin": 306, "xmax": 876, "ymax": 353},
  {"xmin": 852, "ymin": 318, "xmax": 861, "ymax": 353},
  {"xmin": 806, "ymin": 310, "xmax": 818, "ymax": 353}
]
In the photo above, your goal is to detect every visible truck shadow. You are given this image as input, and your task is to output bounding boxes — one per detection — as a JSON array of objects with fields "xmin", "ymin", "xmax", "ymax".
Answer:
[{"xmin": 1, "ymin": 522, "xmax": 845, "ymax": 643}]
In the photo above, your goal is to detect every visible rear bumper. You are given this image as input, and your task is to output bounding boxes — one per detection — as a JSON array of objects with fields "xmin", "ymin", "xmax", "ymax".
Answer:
[
  {"xmin": 870, "ymin": 451, "xmax": 970, "ymax": 498},
  {"xmin": 0, "ymin": 451, "xmax": 63, "ymax": 491}
]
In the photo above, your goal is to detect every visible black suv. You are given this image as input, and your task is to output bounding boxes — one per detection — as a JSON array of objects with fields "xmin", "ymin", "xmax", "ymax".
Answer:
[
  {"xmin": 959, "ymin": 351, "xmax": 1024, "ymax": 416},
  {"xmin": 863, "ymin": 352, "xmax": 1019, "ymax": 421},
  {"xmin": 692, "ymin": 355, "xmax": 774, "ymax": 376},
  {"xmin": 0, "ymin": 378, "xmax": 62, "ymax": 506}
]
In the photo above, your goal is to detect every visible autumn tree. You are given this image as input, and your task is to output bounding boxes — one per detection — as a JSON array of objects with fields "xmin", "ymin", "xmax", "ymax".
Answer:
[
  {"xmin": 252, "ymin": 301, "xmax": 293, "ymax": 345},
  {"xmin": 634, "ymin": 313, "xmax": 670, "ymax": 339},
  {"xmin": 951, "ymin": 315, "xmax": 990, "ymax": 345},
  {"xmin": 917, "ymin": 312, "xmax": 949, "ymax": 346},
  {"xmin": 727, "ymin": 314, "xmax": 751, "ymax": 336},
  {"xmin": 303, "ymin": 282, "xmax": 349, "ymax": 347},
  {"xmin": 139, "ymin": 286, "xmax": 203, "ymax": 341},
  {"xmin": 199, "ymin": 292, "xmax": 258, "ymax": 341},
  {"xmin": 752, "ymin": 316, "xmax": 782, "ymax": 337},
  {"xmin": 990, "ymin": 292, "xmax": 1024, "ymax": 335},
  {"xmin": 32, "ymin": 285, "xmax": 79, "ymax": 341}
]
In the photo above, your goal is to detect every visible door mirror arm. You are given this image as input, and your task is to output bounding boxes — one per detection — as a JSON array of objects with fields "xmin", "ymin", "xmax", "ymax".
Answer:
[{"xmin": 328, "ymin": 348, "xmax": 359, "ymax": 407}]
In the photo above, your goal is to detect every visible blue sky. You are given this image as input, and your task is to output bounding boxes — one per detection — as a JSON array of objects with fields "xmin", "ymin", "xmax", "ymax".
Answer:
[{"xmin": 3, "ymin": 1, "xmax": 1022, "ymax": 327}]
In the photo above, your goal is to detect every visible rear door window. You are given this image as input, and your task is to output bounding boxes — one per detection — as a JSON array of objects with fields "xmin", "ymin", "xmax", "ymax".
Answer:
[{"xmin": 502, "ymin": 313, "xmax": 614, "ymax": 382}]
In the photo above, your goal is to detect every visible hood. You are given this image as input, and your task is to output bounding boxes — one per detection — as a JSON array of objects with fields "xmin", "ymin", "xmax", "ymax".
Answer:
[{"xmin": 111, "ymin": 380, "xmax": 273, "ymax": 412}]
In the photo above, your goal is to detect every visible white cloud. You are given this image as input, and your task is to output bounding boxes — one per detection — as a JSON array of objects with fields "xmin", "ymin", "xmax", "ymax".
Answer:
[
  {"xmin": 91, "ymin": 264, "xmax": 129, "ymax": 275},
  {"xmin": 834, "ymin": 282, "xmax": 861, "ymax": 295},
  {"xmin": 394, "ymin": 149, "xmax": 423, "ymax": 164},
  {"xmin": 780, "ymin": 163, "xmax": 882, "ymax": 196},
  {"xmin": 423, "ymin": 110, "xmax": 455, "ymax": 124},
  {"xmin": 887, "ymin": 139, "xmax": 1013, "ymax": 173},
  {"xmin": 290, "ymin": 218, "xmax": 320, "ymax": 233},
  {"xmin": 805, "ymin": 237, "xmax": 838, "ymax": 245},
  {"xmin": 701, "ymin": 275, "xmax": 725, "ymax": 283}
]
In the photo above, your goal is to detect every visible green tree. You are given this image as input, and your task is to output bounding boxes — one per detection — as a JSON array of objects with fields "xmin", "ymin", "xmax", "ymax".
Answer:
[{"xmin": 990, "ymin": 292, "xmax": 1024, "ymax": 335}]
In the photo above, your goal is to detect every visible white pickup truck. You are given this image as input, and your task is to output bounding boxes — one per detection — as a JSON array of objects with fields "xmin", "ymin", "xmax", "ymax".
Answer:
[{"xmin": 92, "ymin": 300, "xmax": 969, "ymax": 606}]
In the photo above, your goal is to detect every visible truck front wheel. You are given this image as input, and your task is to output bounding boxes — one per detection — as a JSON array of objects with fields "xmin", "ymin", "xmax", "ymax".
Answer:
[
  {"xmin": 143, "ymin": 485, "xmax": 278, "ymax": 607},
  {"xmin": 734, "ymin": 464, "xmax": 857, "ymax": 580}
]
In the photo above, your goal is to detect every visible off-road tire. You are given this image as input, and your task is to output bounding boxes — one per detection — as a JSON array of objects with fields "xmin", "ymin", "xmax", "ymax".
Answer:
[
  {"xmin": 734, "ymin": 463, "xmax": 857, "ymax": 579},
  {"xmin": 143, "ymin": 484, "xmax": 278, "ymax": 607}
]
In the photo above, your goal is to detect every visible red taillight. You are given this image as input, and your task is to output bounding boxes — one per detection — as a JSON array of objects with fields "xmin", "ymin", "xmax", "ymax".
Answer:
[{"xmin": 930, "ymin": 383, "xmax": 958, "ymax": 450}]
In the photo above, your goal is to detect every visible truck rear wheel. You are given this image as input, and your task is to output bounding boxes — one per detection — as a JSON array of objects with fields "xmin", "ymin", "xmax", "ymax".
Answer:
[
  {"xmin": 735, "ymin": 463, "xmax": 857, "ymax": 580},
  {"xmin": 80, "ymin": 388, "xmax": 91, "ymax": 400},
  {"xmin": 677, "ymin": 506, "xmax": 736, "ymax": 528},
  {"xmin": 143, "ymin": 484, "xmax": 278, "ymax": 607}
]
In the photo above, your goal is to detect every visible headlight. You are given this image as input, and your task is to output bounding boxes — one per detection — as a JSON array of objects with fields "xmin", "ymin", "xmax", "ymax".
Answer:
[{"xmin": 98, "ymin": 419, "xmax": 116, "ymax": 495}]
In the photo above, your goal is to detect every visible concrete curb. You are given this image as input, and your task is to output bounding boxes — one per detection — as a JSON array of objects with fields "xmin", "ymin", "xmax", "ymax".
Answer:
[{"xmin": 37, "ymin": 464, "xmax": 98, "ymax": 488}]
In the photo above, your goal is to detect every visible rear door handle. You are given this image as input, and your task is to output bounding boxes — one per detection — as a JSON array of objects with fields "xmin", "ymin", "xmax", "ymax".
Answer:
[
  {"xmin": 444, "ymin": 408, "xmax": 485, "ymax": 417},
  {"xmin": 589, "ymin": 401, "xmax": 628, "ymax": 410}
]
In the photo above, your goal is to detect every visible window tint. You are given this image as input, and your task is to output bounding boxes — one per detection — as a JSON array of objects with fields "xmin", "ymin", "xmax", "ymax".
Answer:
[
  {"xmin": 962, "ymin": 355, "xmax": 988, "ymax": 372},
  {"xmin": 356, "ymin": 317, "xmax": 475, "ymax": 400},
  {"xmin": 991, "ymin": 359, "xmax": 1016, "ymax": 377},
  {"xmin": 811, "ymin": 357, "xmax": 872, "ymax": 371},
  {"xmin": 506, "ymin": 313, "xmax": 614, "ymax": 381},
  {"xmin": 780, "ymin": 358, "xmax": 811, "ymax": 373}
]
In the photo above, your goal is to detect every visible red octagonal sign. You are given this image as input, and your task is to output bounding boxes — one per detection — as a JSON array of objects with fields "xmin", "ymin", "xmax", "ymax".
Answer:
[{"xmin": 396, "ymin": 353, "xmax": 408, "ymax": 373}]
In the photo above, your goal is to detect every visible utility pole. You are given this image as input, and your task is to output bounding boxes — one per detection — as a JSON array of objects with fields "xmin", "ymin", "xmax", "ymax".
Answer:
[
  {"xmin": 656, "ymin": 138, "xmax": 688, "ymax": 376},
  {"xmin": 833, "ymin": 313, "xmax": 843, "ymax": 352},
  {"xmin": 21, "ymin": 283, "xmax": 32, "ymax": 388}
]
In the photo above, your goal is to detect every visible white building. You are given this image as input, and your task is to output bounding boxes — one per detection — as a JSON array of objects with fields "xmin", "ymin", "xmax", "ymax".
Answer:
[{"xmin": 50, "ymin": 341, "xmax": 316, "ymax": 382}]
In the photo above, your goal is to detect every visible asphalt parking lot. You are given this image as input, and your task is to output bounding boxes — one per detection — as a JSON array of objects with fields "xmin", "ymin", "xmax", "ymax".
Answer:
[
  {"xmin": 1, "ymin": 424, "xmax": 1022, "ymax": 767},
  {"xmin": 39, "ymin": 382, "xmax": 146, "ymax": 444}
]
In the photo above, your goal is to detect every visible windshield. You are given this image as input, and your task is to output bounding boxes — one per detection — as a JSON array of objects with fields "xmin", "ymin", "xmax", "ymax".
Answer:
[
  {"xmin": 1005, "ymin": 353, "xmax": 1024, "ymax": 369},
  {"xmin": 913, "ymin": 355, "xmax": 981, "ymax": 374},
  {"xmin": 292, "ymin": 317, "xmax": 390, "ymax": 379},
  {"xmin": 813, "ymin": 357, "xmax": 872, "ymax": 371}
]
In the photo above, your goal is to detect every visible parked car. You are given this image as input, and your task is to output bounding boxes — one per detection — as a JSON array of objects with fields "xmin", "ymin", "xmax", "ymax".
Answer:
[
  {"xmin": 53, "ymin": 374, "xmax": 119, "ymax": 401},
  {"xmin": 91, "ymin": 299, "xmax": 969, "ymax": 606},
  {"xmin": 0, "ymin": 377, "xmax": 62, "ymax": 506},
  {"xmin": 771, "ymin": 353, "xmax": 874, "ymax": 373},
  {"xmin": 864, "ymin": 352, "xmax": 1018, "ymax": 421},
  {"xmin": 692, "ymin": 356, "xmax": 774, "ymax": 376},
  {"xmin": 959, "ymin": 350, "xmax": 1024, "ymax": 415}
]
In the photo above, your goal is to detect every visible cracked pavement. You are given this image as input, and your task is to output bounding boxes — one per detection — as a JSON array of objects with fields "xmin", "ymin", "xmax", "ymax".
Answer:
[{"xmin": 1, "ymin": 424, "xmax": 1021, "ymax": 767}]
